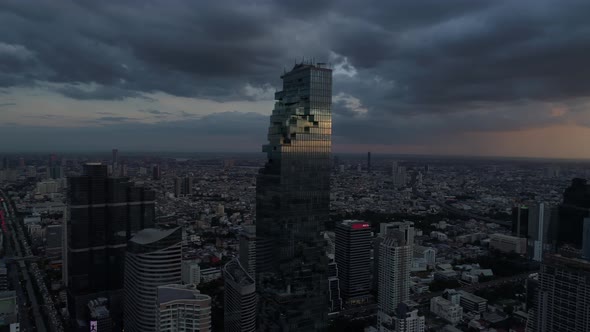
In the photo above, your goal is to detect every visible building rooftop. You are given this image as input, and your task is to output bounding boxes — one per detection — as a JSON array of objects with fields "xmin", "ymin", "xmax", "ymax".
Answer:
[
  {"xmin": 223, "ymin": 258, "xmax": 254, "ymax": 287},
  {"xmin": 130, "ymin": 227, "xmax": 179, "ymax": 245}
]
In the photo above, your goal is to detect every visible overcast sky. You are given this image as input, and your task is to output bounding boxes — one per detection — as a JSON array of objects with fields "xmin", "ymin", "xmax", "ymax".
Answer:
[{"xmin": 2, "ymin": 0, "xmax": 590, "ymax": 158}]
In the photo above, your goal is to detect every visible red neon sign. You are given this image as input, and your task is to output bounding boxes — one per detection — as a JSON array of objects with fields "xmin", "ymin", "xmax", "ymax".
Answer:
[{"xmin": 351, "ymin": 223, "xmax": 370, "ymax": 229}]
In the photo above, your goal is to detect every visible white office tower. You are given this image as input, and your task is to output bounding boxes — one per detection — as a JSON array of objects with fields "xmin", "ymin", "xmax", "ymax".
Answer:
[
  {"xmin": 182, "ymin": 260, "xmax": 201, "ymax": 286},
  {"xmin": 156, "ymin": 284, "xmax": 212, "ymax": 332},
  {"xmin": 223, "ymin": 259, "xmax": 256, "ymax": 332},
  {"xmin": 528, "ymin": 202, "xmax": 551, "ymax": 262},
  {"xmin": 392, "ymin": 162, "xmax": 407, "ymax": 189},
  {"xmin": 377, "ymin": 222, "xmax": 414, "ymax": 332},
  {"xmin": 124, "ymin": 228, "xmax": 182, "ymax": 332},
  {"xmin": 392, "ymin": 303, "xmax": 425, "ymax": 332},
  {"xmin": 238, "ymin": 225, "xmax": 256, "ymax": 278}
]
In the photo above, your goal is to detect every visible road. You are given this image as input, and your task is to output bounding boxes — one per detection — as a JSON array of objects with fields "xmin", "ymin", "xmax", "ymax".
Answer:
[
  {"xmin": 411, "ymin": 272, "xmax": 533, "ymax": 303},
  {"xmin": 1, "ymin": 189, "xmax": 63, "ymax": 332},
  {"xmin": 1, "ymin": 196, "xmax": 46, "ymax": 332},
  {"xmin": 414, "ymin": 191, "xmax": 512, "ymax": 227}
]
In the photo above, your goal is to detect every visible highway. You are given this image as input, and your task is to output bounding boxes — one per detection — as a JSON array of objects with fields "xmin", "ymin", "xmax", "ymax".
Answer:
[
  {"xmin": 1, "ymin": 189, "xmax": 64, "ymax": 332},
  {"xmin": 1, "ymin": 195, "xmax": 46, "ymax": 332}
]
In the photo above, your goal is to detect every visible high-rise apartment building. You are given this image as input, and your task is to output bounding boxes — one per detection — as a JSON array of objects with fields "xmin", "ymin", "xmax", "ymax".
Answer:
[
  {"xmin": 512, "ymin": 205, "xmax": 529, "ymax": 238},
  {"xmin": 256, "ymin": 62, "xmax": 332, "ymax": 331},
  {"xmin": 66, "ymin": 163, "xmax": 155, "ymax": 328},
  {"xmin": 335, "ymin": 220, "xmax": 372, "ymax": 306},
  {"xmin": 377, "ymin": 222, "xmax": 414, "ymax": 332},
  {"xmin": 175, "ymin": 177, "xmax": 193, "ymax": 197},
  {"xmin": 223, "ymin": 259, "xmax": 256, "ymax": 332},
  {"xmin": 534, "ymin": 253, "xmax": 590, "ymax": 332},
  {"xmin": 238, "ymin": 225, "xmax": 256, "ymax": 278},
  {"xmin": 124, "ymin": 228, "xmax": 182, "ymax": 332},
  {"xmin": 156, "ymin": 284, "xmax": 212, "ymax": 332}
]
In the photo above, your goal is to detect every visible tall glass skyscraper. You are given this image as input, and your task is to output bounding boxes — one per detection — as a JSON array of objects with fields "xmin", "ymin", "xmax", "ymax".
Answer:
[
  {"xmin": 256, "ymin": 62, "xmax": 332, "ymax": 331},
  {"xmin": 66, "ymin": 163, "xmax": 155, "ymax": 329}
]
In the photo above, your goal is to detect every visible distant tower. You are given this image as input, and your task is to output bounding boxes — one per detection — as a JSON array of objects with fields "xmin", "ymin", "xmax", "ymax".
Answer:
[
  {"xmin": 377, "ymin": 222, "xmax": 414, "ymax": 332},
  {"xmin": 335, "ymin": 220, "xmax": 372, "ymax": 306},
  {"xmin": 367, "ymin": 152, "xmax": 371, "ymax": 173},
  {"xmin": 112, "ymin": 148, "xmax": 118, "ymax": 166},
  {"xmin": 152, "ymin": 164, "xmax": 161, "ymax": 180},
  {"xmin": 223, "ymin": 259, "xmax": 256, "ymax": 332},
  {"xmin": 174, "ymin": 177, "xmax": 182, "ymax": 198},
  {"xmin": 156, "ymin": 284, "xmax": 211, "ymax": 332},
  {"xmin": 512, "ymin": 205, "xmax": 529, "ymax": 238},
  {"xmin": 124, "ymin": 228, "xmax": 182, "ymax": 332}
]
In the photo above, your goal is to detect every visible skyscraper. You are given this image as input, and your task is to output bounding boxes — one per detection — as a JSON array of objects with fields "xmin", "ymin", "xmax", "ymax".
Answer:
[
  {"xmin": 555, "ymin": 178, "xmax": 590, "ymax": 248},
  {"xmin": 152, "ymin": 164, "xmax": 161, "ymax": 180},
  {"xmin": 223, "ymin": 259, "xmax": 256, "ymax": 332},
  {"xmin": 156, "ymin": 284, "xmax": 212, "ymax": 332},
  {"xmin": 256, "ymin": 62, "xmax": 332, "ymax": 331},
  {"xmin": 66, "ymin": 163, "xmax": 155, "ymax": 328},
  {"xmin": 512, "ymin": 205, "xmax": 529, "ymax": 238},
  {"xmin": 367, "ymin": 152, "xmax": 371, "ymax": 173},
  {"xmin": 377, "ymin": 222, "xmax": 414, "ymax": 332},
  {"xmin": 534, "ymin": 253, "xmax": 590, "ymax": 332},
  {"xmin": 238, "ymin": 225, "xmax": 256, "ymax": 278},
  {"xmin": 528, "ymin": 202, "xmax": 551, "ymax": 261},
  {"xmin": 124, "ymin": 227, "xmax": 182, "ymax": 332},
  {"xmin": 112, "ymin": 148, "xmax": 118, "ymax": 166},
  {"xmin": 335, "ymin": 220, "xmax": 372, "ymax": 306}
]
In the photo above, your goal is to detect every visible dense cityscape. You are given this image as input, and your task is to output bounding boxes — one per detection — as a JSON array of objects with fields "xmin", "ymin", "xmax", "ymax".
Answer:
[
  {"xmin": 3, "ymin": 1, "xmax": 590, "ymax": 332},
  {"xmin": 1, "ymin": 61, "xmax": 590, "ymax": 332}
]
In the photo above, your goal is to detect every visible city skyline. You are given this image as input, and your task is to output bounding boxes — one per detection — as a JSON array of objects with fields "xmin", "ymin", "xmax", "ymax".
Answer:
[{"xmin": 2, "ymin": 1, "xmax": 590, "ymax": 158}]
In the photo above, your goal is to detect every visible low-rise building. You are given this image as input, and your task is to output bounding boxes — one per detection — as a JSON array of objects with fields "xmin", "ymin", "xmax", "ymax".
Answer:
[
  {"xmin": 489, "ymin": 234, "xmax": 527, "ymax": 254},
  {"xmin": 458, "ymin": 291, "xmax": 487, "ymax": 313},
  {"xmin": 430, "ymin": 296, "xmax": 463, "ymax": 325}
]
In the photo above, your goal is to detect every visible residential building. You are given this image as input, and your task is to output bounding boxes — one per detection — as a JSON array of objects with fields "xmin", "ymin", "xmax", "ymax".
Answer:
[
  {"xmin": 534, "ymin": 253, "xmax": 590, "ymax": 332},
  {"xmin": 458, "ymin": 291, "xmax": 487, "ymax": 313},
  {"xmin": 182, "ymin": 260, "xmax": 201, "ymax": 286},
  {"xmin": 377, "ymin": 222, "xmax": 414, "ymax": 331},
  {"xmin": 238, "ymin": 225, "xmax": 256, "ymax": 278},
  {"xmin": 223, "ymin": 259, "xmax": 256, "ymax": 332},
  {"xmin": 430, "ymin": 296, "xmax": 463, "ymax": 325},
  {"xmin": 124, "ymin": 228, "xmax": 182, "ymax": 332},
  {"xmin": 156, "ymin": 284, "xmax": 211, "ymax": 332}
]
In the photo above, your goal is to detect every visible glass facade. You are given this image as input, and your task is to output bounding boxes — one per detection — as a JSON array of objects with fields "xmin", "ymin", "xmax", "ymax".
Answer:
[
  {"xmin": 66, "ymin": 163, "xmax": 155, "ymax": 326},
  {"xmin": 256, "ymin": 63, "xmax": 332, "ymax": 331}
]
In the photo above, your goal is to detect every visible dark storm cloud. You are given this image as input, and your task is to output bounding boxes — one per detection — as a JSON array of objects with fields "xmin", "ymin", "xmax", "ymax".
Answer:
[
  {"xmin": 2, "ymin": 0, "xmax": 590, "ymax": 149},
  {"xmin": 2, "ymin": 0, "xmax": 589, "ymax": 105}
]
